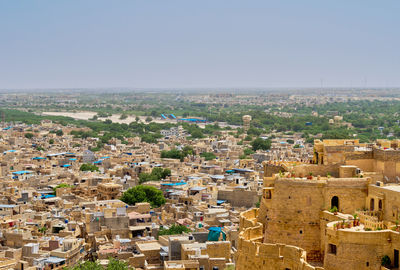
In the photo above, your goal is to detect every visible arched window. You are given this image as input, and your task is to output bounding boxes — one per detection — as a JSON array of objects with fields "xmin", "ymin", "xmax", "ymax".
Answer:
[
  {"xmin": 379, "ymin": 199, "xmax": 383, "ymax": 210},
  {"xmin": 370, "ymin": 198, "xmax": 375, "ymax": 211},
  {"xmin": 331, "ymin": 196, "xmax": 339, "ymax": 209}
]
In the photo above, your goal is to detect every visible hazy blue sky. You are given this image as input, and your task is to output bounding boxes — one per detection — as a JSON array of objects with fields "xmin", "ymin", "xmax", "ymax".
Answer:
[{"xmin": 0, "ymin": 0, "xmax": 399, "ymax": 89}]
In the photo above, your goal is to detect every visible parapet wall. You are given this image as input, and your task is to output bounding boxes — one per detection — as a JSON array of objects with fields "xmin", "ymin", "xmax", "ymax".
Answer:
[
  {"xmin": 324, "ymin": 226, "xmax": 400, "ymax": 270},
  {"xmin": 236, "ymin": 209, "xmax": 323, "ymax": 270},
  {"xmin": 373, "ymin": 148, "xmax": 400, "ymax": 162},
  {"xmin": 292, "ymin": 164, "xmax": 340, "ymax": 178},
  {"xmin": 217, "ymin": 189, "xmax": 258, "ymax": 208},
  {"xmin": 261, "ymin": 177, "xmax": 368, "ymax": 262}
]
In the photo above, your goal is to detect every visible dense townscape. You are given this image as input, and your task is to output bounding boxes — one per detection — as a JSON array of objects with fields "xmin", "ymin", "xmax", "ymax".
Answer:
[
  {"xmin": 1, "ymin": 0, "xmax": 399, "ymax": 268},
  {"xmin": 0, "ymin": 90, "xmax": 399, "ymax": 269}
]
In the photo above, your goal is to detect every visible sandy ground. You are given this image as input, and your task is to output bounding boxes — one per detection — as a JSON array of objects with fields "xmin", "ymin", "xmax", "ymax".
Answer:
[
  {"xmin": 42, "ymin": 111, "xmax": 240, "ymax": 129},
  {"xmin": 43, "ymin": 111, "xmax": 179, "ymax": 125}
]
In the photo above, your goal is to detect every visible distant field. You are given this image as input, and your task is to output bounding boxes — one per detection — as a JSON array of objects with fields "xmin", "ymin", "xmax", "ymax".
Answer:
[
  {"xmin": 41, "ymin": 111, "xmax": 238, "ymax": 129},
  {"xmin": 42, "ymin": 111, "xmax": 176, "ymax": 124}
]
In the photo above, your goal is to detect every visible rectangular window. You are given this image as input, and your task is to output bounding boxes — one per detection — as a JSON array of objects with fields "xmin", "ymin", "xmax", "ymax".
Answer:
[
  {"xmin": 328, "ymin": 244, "xmax": 337, "ymax": 255},
  {"xmin": 264, "ymin": 190, "xmax": 271, "ymax": 199}
]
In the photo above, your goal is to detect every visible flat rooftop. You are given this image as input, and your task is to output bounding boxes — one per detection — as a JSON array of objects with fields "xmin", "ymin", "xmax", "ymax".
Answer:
[
  {"xmin": 381, "ymin": 185, "xmax": 400, "ymax": 192},
  {"xmin": 136, "ymin": 241, "xmax": 161, "ymax": 251}
]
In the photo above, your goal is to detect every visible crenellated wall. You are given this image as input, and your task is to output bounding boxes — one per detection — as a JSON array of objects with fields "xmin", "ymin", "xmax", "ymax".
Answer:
[
  {"xmin": 236, "ymin": 139, "xmax": 400, "ymax": 270},
  {"xmin": 324, "ymin": 223, "xmax": 400, "ymax": 270},
  {"xmin": 236, "ymin": 208, "xmax": 323, "ymax": 270}
]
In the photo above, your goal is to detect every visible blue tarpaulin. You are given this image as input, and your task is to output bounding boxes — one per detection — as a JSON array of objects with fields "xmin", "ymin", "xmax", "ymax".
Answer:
[
  {"xmin": 161, "ymin": 181, "xmax": 187, "ymax": 186},
  {"xmin": 207, "ymin": 227, "xmax": 226, "ymax": 241},
  {"xmin": 12, "ymin": 170, "xmax": 33, "ymax": 175},
  {"xmin": 41, "ymin": 194, "xmax": 55, "ymax": 199},
  {"xmin": 178, "ymin": 118, "xmax": 207, "ymax": 123}
]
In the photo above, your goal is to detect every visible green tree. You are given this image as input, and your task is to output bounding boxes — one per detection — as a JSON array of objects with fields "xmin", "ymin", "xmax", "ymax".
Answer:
[
  {"xmin": 243, "ymin": 148, "xmax": 255, "ymax": 156},
  {"xmin": 158, "ymin": 224, "xmax": 190, "ymax": 236},
  {"xmin": 161, "ymin": 148, "xmax": 184, "ymax": 161},
  {"xmin": 49, "ymin": 139, "xmax": 54, "ymax": 144},
  {"xmin": 190, "ymin": 129, "xmax": 203, "ymax": 139},
  {"xmin": 67, "ymin": 261, "xmax": 102, "ymax": 270},
  {"xmin": 66, "ymin": 259, "xmax": 132, "ymax": 270},
  {"xmin": 251, "ymin": 138, "xmax": 271, "ymax": 151},
  {"xmin": 97, "ymin": 112, "xmax": 109, "ymax": 118},
  {"xmin": 141, "ymin": 133, "xmax": 162, "ymax": 144},
  {"xmin": 145, "ymin": 116, "xmax": 153, "ymax": 122},
  {"xmin": 53, "ymin": 183, "xmax": 74, "ymax": 194},
  {"xmin": 38, "ymin": 226, "xmax": 47, "ymax": 234},
  {"xmin": 247, "ymin": 127, "xmax": 262, "ymax": 136},
  {"xmin": 182, "ymin": 145, "xmax": 194, "ymax": 156},
  {"xmin": 80, "ymin": 164, "xmax": 99, "ymax": 172},
  {"xmin": 56, "ymin": 129, "xmax": 64, "ymax": 136},
  {"xmin": 151, "ymin": 167, "xmax": 171, "ymax": 179},
  {"xmin": 244, "ymin": 135, "xmax": 252, "ymax": 141},
  {"xmin": 200, "ymin": 152, "xmax": 216, "ymax": 161},
  {"xmin": 120, "ymin": 185, "xmax": 166, "ymax": 208},
  {"xmin": 139, "ymin": 168, "xmax": 171, "ymax": 184},
  {"xmin": 119, "ymin": 114, "xmax": 128, "ymax": 120},
  {"xmin": 107, "ymin": 258, "xmax": 132, "ymax": 270},
  {"xmin": 24, "ymin": 133, "xmax": 34, "ymax": 139},
  {"xmin": 139, "ymin": 173, "xmax": 158, "ymax": 184}
]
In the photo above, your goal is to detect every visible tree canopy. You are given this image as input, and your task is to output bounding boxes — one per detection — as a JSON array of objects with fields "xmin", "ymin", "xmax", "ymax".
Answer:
[
  {"xmin": 158, "ymin": 224, "xmax": 191, "ymax": 236},
  {"xmin": 161, "ymin": 146, "xmax": 194, "ymax": 162},
  {"xmin": 24, "ymin": 133, "xmax": 34, "ymax": 139},
  {"xmin": 120, "ymin": 185, "xmax": 166, "ymax": 208},
  {"xmin": 251, "ymin": 138, "xmax": 271, "ymax": 151},
  {"xmin": 80, "ymin": 164, "xmax": 99, "ymax": 172},
  {"xmin": 66, "ymin": 258, "xmax": 132, "ymax": 270},
  {"xmin": 200, "ymin": 152, "xmax": 216, "ymax": 161},
  {"xmin": 139, "ymin": 167, "xmax": 171, "ymax": 184}
]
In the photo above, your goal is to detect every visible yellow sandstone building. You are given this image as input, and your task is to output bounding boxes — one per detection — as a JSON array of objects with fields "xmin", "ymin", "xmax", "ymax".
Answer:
[{"xmin": 236, "ymin": 139, "xmax": 400, "ymax": 270}]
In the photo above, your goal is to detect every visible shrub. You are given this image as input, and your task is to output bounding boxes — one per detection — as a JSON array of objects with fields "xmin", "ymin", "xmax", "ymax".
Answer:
[
  {"xmin": 381, "ymin": 255, "xmax": 391, "ymax": 267},
  {"xmin": 329, "ymin": 206, "xmax": 338, "ymax": 213}
]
